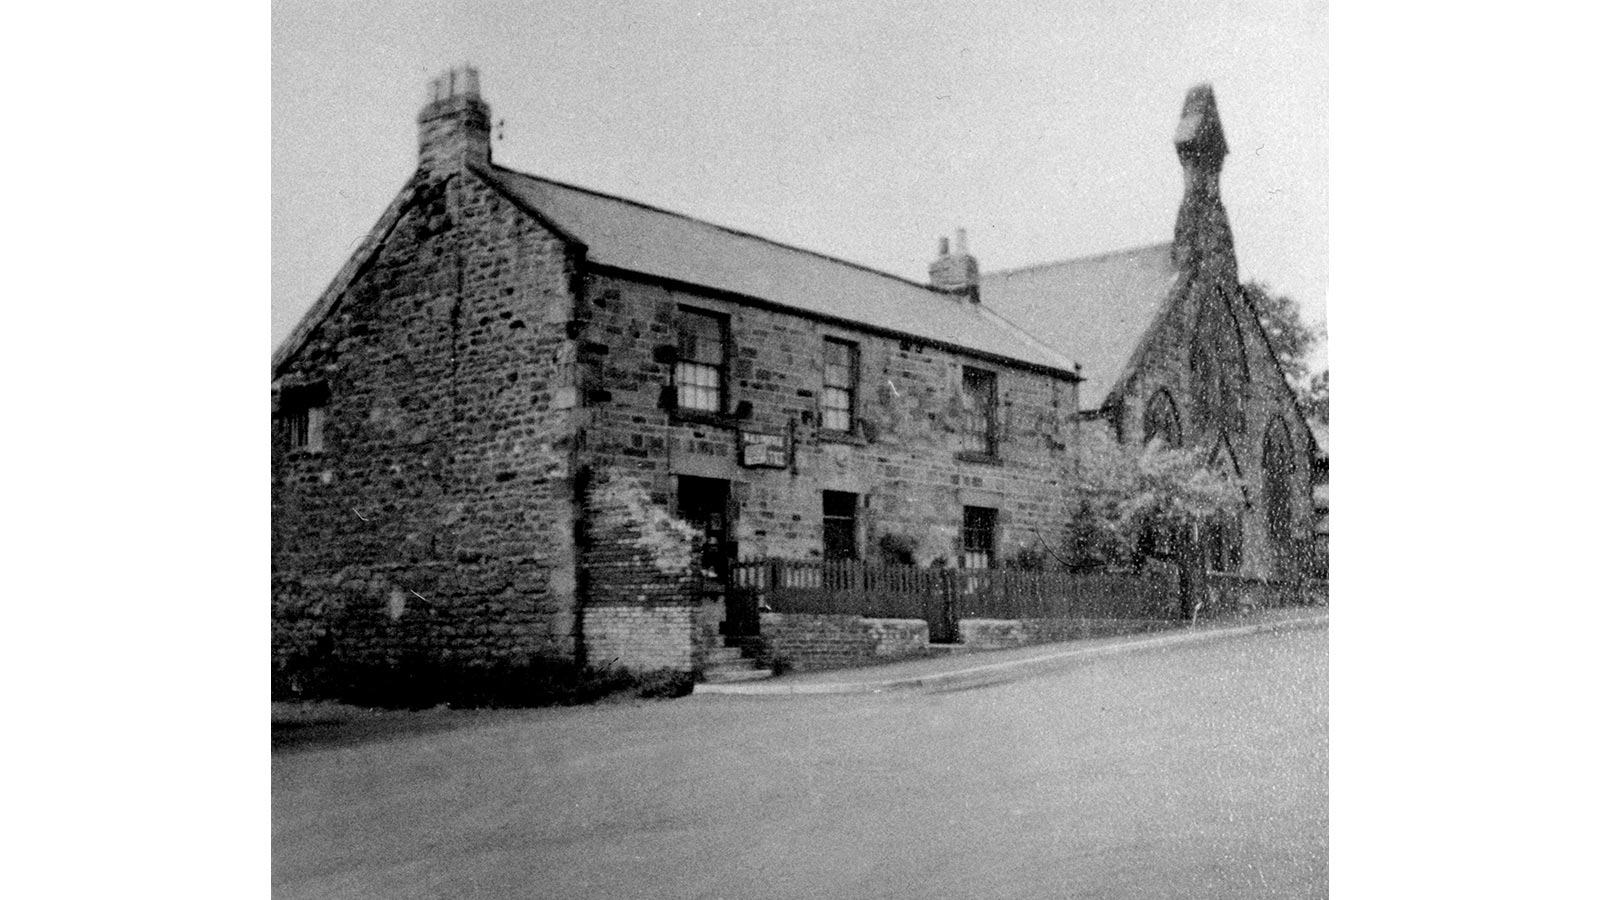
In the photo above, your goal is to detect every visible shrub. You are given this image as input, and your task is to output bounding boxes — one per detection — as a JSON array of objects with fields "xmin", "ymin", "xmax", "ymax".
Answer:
[{"xmin": 877, "ymin": 532, "xmax": 918, "ymax": 566}]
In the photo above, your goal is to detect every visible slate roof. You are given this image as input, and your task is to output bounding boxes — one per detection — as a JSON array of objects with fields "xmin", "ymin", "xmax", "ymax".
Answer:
[
  {"xmin": 979, "ymin": 244, "xmax": 1182, "ymax": 410},
  {"xmin": 474, "ymin": 165, "xmax": 1079, "ymax": 376}
]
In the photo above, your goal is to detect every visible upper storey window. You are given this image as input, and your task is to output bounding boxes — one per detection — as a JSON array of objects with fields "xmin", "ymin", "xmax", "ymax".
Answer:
[
  {"xmin": 822, "ymin": 338, "xmax": 858, "ymax": 433},
  {"xmin": 960, "ymin": 367, "xmax": 998, "ymax": 456},
  {"xmin": 675, "ymin": 308, "xmax": 727, "ymax": 413},
  {"xmin": 279, "ymin": 382, "xmax": 328, "ymax": 453}
]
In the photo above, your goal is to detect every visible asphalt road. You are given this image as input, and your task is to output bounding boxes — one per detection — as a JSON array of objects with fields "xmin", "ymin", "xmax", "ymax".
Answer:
[{"xmin": 273, "ymin": 624, "xmax": 1327, "ymax": 899}]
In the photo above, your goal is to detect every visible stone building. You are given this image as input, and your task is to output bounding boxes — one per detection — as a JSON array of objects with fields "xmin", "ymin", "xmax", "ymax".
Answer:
[{"xmin": 272, "ymin": 69, "xmax": 1315, "ymax": 682}]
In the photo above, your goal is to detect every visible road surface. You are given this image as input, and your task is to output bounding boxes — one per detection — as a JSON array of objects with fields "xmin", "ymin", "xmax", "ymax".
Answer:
[{"xmin": 273, "ymin": 624, "xmax": 1327, "ymax": 899}]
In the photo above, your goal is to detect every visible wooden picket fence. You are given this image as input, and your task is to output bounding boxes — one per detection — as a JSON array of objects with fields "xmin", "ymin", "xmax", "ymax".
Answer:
[{"xmin": 729, "ymin": 559, "xmax": 1172, "ymax": 640}]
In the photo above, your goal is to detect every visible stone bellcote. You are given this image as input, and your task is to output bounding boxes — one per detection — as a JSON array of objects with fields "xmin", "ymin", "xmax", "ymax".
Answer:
[
  {"xmin": 929, "ymin": 227, "xmax": 980, "ymax": 302},
  {"xmin": 1171, "ymin": 84, "xmax": 1236, "ymax": 275},
  {"xmin": 418, "ymin": 65, "xmax": 491, "ymax": 174}
]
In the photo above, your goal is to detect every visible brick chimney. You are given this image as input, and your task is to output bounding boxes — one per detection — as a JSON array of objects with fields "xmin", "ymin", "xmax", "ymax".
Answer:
[
  {"xmin": 417, "ymin": 65, "xmax": 491, "ymax": 174},
  {"xmin": 1171, "ymin": 84, "xmax": 1236, "ymax": 274},
  {"xmin": 929, "ymin": 227, "xmax": 980, "ymax": 302}
]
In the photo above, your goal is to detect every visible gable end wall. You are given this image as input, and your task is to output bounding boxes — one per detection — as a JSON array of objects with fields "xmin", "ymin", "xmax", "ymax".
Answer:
[
  {"xmin": 1111, "ymin": 267, "xmax": 1315, "ymax": 579},
  {"xmin": 271, "ymin": 169, "xmax": 584, "ymax": 682}
]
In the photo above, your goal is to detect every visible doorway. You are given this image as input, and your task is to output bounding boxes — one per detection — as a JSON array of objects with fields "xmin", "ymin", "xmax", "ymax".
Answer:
[{"xmin": 675, "ymin": 476, "xmax": 751, "ymax": 636}]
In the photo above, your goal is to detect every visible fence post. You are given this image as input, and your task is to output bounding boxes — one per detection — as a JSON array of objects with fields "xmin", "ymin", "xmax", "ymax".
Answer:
[{"xmin": 934, "ymin": 563, "xmax": 947, "ymax": 640}]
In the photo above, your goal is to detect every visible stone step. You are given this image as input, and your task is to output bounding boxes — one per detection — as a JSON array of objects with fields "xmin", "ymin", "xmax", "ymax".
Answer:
[
  {"xmin": 703, "ymin": 647, "xmax": 747, "ymax": 665},
  {"xmin": 701, "ymin": 666, "xmax": 776, "ymax": 684},
  {"xmin": 705, "ymin": 656, "xmax": 764, "ymax": 672}
]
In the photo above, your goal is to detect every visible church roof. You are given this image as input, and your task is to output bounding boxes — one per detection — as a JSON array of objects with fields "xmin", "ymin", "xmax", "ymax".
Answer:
[
  {"xmin": 979, "ymin": 244, "xmax": 1182, "ymax": 410},
  {"xmin": 474, "ymin": 164, "xmax": 1080, "ymax": 377}
]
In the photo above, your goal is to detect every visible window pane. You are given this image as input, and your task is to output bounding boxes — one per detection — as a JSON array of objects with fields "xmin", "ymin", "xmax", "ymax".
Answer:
[
  {"xmin": 822, "ymin": 340, "xmax": 856, "ymax": 432},
  {"xmin": 675, "ymin": 309, "xmax": 727, "ymax": 412},
  {"xmin": 824, "ymin": 339, "xmax": 850, "ymax": 369},
  {"xmin": 822, "ymin": 387, "xmax": 851, "ymax": 432},
  {"xmin": 961, "ymin": 506, "xmax": 996, "ymax": 569},
  {"xmin": 823, "ymin": 491, "xmax": 858, "ymax": 560},
  {"xmin": 679, "ymin": 310, "xmax": 725, "ymax": 365},
  {"xmin": 305, "ymin": 407, "xmax": 325, "ymax": 452},
  {"xmin": 675, "ymin": 361, "xmax": 721, "ymax": 411},
  {"xmin": 286, "ymin": 411, "xmax": 308, "ymax": 449},
  {"xmin": 961, "ymin": 368, "xmax": 997, "ymax": 454}
]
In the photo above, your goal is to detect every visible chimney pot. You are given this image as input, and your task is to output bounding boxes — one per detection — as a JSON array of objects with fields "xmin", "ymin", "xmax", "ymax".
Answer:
[
  {"xmin": 928, "ymin": 226, "xmax": 980, "ymax": 302},
  {"xmin": 417, "ymin": 64, "xmax": 491, "ymax": 173}
]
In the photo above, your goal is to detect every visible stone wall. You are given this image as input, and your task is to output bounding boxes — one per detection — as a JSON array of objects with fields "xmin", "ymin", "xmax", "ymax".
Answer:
[
  {"xmin": 271, "ymin": 163, "xmax": 584, "ymax": 683},
  {"xmin": 759, "ymin": 613, "xmax": 931, "ymax": 672},
  {"xmin": 573, "ymin": 270, "xmax": 1082, "ymax": 571}
]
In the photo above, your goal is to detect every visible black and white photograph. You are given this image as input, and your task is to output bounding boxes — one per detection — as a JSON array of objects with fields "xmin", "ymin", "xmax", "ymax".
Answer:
[
  {"xmin": 269, "ymin": 2, "xmax": 1329, "ymax": 897},
  {"xmin": 23, "ymin": 3, "xmax": 1600, "ymax": 898}
]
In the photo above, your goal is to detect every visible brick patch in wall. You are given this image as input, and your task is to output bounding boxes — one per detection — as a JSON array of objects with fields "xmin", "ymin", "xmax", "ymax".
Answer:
[{"xmin": 581, "ymin": 603, "xmax": 709, "ymax": 673}]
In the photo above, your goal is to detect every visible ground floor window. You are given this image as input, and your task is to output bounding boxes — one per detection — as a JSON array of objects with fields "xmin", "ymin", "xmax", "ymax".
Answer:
[
  {"xmin": 961, "ymin": 506, "xmax": 997, "ymax": 569},
  {"xmin": 822, "ymin": 491, "xmax": 858, "ymax": 561}
]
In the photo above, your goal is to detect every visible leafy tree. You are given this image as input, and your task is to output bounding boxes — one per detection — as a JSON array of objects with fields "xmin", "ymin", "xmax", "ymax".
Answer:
[
  {"xmin": 1060, "ymin": 431, "xmax": 1245, "ymax": 593},
  {"xmin": 1240, "ymin": 280, "xmax": 1325, "ymax": 418},
  {"xmin": 1303, "ymin": 369, "xmax": 1328, "ymax": 423}
]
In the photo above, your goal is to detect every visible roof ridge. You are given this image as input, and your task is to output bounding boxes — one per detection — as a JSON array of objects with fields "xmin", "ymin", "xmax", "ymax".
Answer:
[
  {"xmin": 485, "ymin": 163, "xmax": 949, "ymax": 298},
  {"xmin": 984, "ymin": 241, "xmax": 1173, "ymax": 278}
]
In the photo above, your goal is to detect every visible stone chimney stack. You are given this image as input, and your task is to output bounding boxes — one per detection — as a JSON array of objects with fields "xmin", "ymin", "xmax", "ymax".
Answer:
[
  {"xmin": 417, "ymin": 65, "xmax": 491, "ymax": 174},
  {"xmin": 929, "ymin": 227, "xmax": 981, "ymax": 302},
  {"xmin": 1171, "ymin": 84, "xmax": 1236, "ymax": 274}
]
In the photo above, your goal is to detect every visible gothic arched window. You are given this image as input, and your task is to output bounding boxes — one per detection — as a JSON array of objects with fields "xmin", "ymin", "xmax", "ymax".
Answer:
[
  {"xmin": 1142, "ymin": 389, "xmax": 1182, "ymax": 449},
  {"xmin": 1261, "ymin": 417, "xmax": 1297, "ymax": 574},
  {"xmin": 1203, "ymin": 437, "xmax": 1244, "ymax": 572}
]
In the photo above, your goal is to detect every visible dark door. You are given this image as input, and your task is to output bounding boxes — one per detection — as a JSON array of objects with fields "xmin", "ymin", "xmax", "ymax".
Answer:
[
  {"xmin": 676, "ymin": 476, "xmax": 731, "ymax": 582},
  {"xmin": 676, "ymin": 476, "xmax": 754, "ymax": 635}
]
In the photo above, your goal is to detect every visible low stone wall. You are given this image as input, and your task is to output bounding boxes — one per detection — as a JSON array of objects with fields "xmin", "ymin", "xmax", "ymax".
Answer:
[
  {"xmin": 759, "ymin": 613, "xmax": 930, "ymax": 672},
  {"xmin": 581, "ymin": 601, "xmax": 720, "ymax": 673},
  {"xmin": 958, "ymin": 618, "xmax": 1026, "ymax": 649},
  {"xmin": 959, "ymin": 617, "xmax": 1166, "ymax": 649}
]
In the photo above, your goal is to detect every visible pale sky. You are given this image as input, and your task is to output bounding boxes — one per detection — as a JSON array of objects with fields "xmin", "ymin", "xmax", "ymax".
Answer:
[{"xmin": 273, "ymin": 0, "xmax": 1327, "ymax": 366}]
